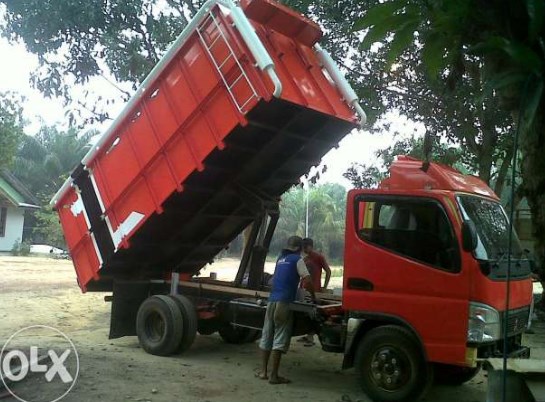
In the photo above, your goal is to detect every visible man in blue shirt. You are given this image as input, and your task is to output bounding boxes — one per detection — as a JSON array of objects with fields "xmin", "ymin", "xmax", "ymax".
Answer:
[{"xmin": 256, "ymin": 236, "xmax": 316, "ymax": 384}]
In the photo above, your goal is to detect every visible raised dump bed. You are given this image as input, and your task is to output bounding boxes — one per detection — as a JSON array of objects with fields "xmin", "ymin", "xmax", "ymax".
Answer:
[{"xmin": 51, "ymin": 0, "xmax": 365, "ymax": 292}]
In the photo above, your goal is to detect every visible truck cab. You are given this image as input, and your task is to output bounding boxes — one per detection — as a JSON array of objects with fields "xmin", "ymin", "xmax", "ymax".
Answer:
[{"xmin": 340, "ymin": 156, "xmax": 533, "ymax": 401}]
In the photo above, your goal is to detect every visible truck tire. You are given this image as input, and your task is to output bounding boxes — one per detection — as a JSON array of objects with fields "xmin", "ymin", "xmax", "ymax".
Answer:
[
  {"xmin": 434, "ymin": 363, "xmax": 481, "ymax": 385},
  {"xmin": 355, "ymin": 325, "xmax": 432, "ymax": 402},
  {"xmin": 218, "ymin": 324, "xmax": 254, "ymax": 344},
  {"xmin": 136, "ymin": 295, "xmax": 183, "ymax": 356},
  {"xmin": 170, "ymin": 295, "xmax": 198, "ymax": 353}
]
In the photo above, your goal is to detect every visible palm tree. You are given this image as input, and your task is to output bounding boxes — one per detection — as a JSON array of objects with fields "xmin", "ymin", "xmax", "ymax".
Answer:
[
  {"xmin": 271, "ymin": 184, "xmax": 347, "ymax": 261},
  {"xmin": 13, "ymin": 126, "xmax": 96, "ymax": 201}
]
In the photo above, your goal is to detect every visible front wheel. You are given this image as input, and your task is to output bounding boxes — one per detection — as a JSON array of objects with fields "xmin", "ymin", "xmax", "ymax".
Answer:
[{"xmin": 354, "ymin": 325, "xmax": 433, "ymax": 402}]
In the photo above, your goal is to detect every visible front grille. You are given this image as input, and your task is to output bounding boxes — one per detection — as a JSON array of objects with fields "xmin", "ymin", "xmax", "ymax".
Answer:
[{"xmin": 502, "ymin": 307, "xmax": 529, "ymax": 336}]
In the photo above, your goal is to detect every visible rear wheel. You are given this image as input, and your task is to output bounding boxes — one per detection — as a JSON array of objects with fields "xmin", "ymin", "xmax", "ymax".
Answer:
[
  {"xmin": 169, "ymin": 295, "xmax": 198, "ymax": 353},
  {"xmin": 355, "ymin": 325, "xmax": 432, "ymax": 402},
  {"xmin": 434, "ymin": 363, "xmax": 481, "ymax": 385},
  {"xmin": 136, "ymin": 295, "xmax": 183, "ymax": 356}
]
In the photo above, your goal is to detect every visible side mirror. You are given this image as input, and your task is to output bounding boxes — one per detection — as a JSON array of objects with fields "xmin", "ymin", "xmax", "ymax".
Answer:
[{"xmin": 461, "ymin": 220, "xmax": 478, "ymax": 252}]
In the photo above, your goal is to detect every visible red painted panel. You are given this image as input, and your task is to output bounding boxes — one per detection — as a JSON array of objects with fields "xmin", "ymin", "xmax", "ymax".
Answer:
[
  {"xmin": 111, "ymin": 178, "xmax": 155, "ymax": 231},
  {"xmin": 71, "ymin": 237, "xmax": 100, "ymax": 293},
  {"xmin": 57, "ymin": 192, "xmax": 88, "ymax": 250},
  {"xmin": 241, "ymin": 0, "xmax": 322, "ymax": 47},
  {"xmin": 343, "ymin": 190, "xmax": 470, "ymax": 365},
  {"xmin": 128, "ymin": 110, "xmax": 161, "ymax": 167},
  {"xmin": 185, "ymin": 114, "xmax": 218, "ymax": 161},
  {"xmin": 147, "ymin": 157, "xmax": 178, "ymax": 206},
  {"xmin": 206, "ymin": 89, "xmax": 241, "ymax": 137},
  {"xmin": 145, "ymin": 87, "xmax": 179, "ymax": 147},
  {"xmin": 166, "ymin": 132, "xmax": 199, "ymax": 184},
  {"xmin": 183, "ymin": 43, "xmax": 217, "ymax": 99},
  {"xmin": 94, "ymin": 131, "xmax": 141, "ymax": 203},
  {"xmin": 163, "ymin": 63, "xmax": 198, "ymax": 128}
]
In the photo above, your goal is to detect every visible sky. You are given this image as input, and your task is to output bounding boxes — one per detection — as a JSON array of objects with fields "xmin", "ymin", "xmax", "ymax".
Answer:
[{"xmin": 0, "ymin": 36, "xmax": 420, "ymax": 188}]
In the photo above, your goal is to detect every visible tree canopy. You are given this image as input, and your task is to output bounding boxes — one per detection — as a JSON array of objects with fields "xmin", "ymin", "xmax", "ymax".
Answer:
[
  {"xmin": 1, "ymin": 0, "xmax": 520, "ymax": 194},
  {"xmin": 0, "ymin": 92, "xmax": 25, "ymax": 169},
  {"xmin": 283, "ymin": 0, "xmax": 517, "ymax": 195},
  {"xmin": 350, "ymin": 0, "xmax": 545, "ymax": 276},
  {"xmin": 343, "ymin": 135, "xmax": 466, "ymax": 189},
  {"xmin": 12, "ymin": 126, "xmax": 94, "ymax": 248},
  {"xmin": 13, "ymin": 126, "xmax": 94, "ymax": 200},
  {"xmin": 1, "ymin": 0, "xmax": 201, "ymax": 125},
  {"xmin": 271, "ymin": 183, "xmax": 347, "ymax": 261}
]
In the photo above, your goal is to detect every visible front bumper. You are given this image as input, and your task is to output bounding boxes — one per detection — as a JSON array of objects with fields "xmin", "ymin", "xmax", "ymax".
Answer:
[{"xmin": 472, "ymin": 334, "xmax": 530, "ymax": 360}]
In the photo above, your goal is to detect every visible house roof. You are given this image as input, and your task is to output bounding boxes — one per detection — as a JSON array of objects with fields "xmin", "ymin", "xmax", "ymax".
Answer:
[{"xmin": 0, "ymin": 169, "xmax": 40, "ymax": 209}]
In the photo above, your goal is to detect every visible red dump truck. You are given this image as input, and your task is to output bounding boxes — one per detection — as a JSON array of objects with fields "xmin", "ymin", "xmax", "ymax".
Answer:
[{"xmin": 51, "ymin": 0, "xmax": 534, "ymax": 401}]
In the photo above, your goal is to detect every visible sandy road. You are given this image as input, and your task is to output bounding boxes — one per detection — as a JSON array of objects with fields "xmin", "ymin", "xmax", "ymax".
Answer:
[{"xmin": 0, "ymin": 256, "xmax": 543, "ymax": 402}]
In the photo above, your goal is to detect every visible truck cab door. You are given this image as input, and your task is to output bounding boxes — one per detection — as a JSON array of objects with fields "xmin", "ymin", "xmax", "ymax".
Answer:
[{"xmin": 343, "ymin": 191, "xmax": 470, "ymax": 365}]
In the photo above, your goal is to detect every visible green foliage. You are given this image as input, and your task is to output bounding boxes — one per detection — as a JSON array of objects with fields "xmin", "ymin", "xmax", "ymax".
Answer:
[
  {"xmin": 350, "ymin": 0, "xmax": 545, "ymax": 129},
  {"xmin": 270, "ymin": 183, "xmax": 347, "ymax": 261},
  {"xmin": 527, "ymin": 0, "xmax": 545, "ymax": 40},
  {"xmin": 343, "ymin": 135, "xmax": 467, "ymax": 189},
  {"xmin": 330, "ymin": 268, "xmax": 343, "ymax": 277},
  {"xmin": 11, "ymin": 126, "xmax": 95, "ymax": 248},
  {"xmin": 13, "ymin": 126, "xmax": 95, "ymax": 199},
  {"xmin": 347, "ymin": 0, "xmax": 545, "ymax": 272},
  {"xmin": 343, "ymin": 164, "xmax": 385, "ymax": 189},
  {"xmin": 0, "ymin": 0, "xmax": 200, "ymax": 125},
  {"xmin": 11, "ymin": 239, "xmax": 31, "ymax": 256},
  {"xmin": 33, "ymin": 209, "xmax": 65, "ymax": 249},
  {"xmin": 0, "ymin": 92, "xmax": 25, "ymax": 169},
  {"xmin": 285, "ymin": 0, "xmax": 516, "ymax": 195}
]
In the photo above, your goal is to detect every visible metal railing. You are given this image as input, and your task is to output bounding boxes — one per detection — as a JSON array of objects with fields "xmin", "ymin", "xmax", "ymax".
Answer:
[{"xmin": 196, "ymin": 11, "xmax": 259, "ymax": 114}]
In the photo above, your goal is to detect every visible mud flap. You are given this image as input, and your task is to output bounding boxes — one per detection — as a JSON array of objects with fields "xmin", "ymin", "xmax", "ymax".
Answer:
[{"xmin": 109, "ymin": 281, "xmax": 150, "ymax": 339}]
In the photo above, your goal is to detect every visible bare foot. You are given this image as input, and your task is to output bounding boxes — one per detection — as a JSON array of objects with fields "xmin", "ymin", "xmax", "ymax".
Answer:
[
  {"xmin": 269, "ymin": 376, "xmax": 291, "ymax": 385},
  {"xmin": 254, "ymin": 371, "xmax": 268, "ymax": 380}
]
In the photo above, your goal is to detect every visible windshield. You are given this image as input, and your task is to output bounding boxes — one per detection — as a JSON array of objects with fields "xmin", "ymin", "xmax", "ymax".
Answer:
[{"xmin": 456, "ymin": 195, "xmax": 522, "ymax": 261}]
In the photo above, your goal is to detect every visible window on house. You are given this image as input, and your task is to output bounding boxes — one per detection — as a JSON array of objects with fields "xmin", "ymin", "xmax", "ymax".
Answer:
[
  {"xmin": 355, "ymin": 196, "xmax": 461, "ymax": 272},
  {"xmin": 0, "ymin": 207, "xmax": 7, "ymax": 237}
]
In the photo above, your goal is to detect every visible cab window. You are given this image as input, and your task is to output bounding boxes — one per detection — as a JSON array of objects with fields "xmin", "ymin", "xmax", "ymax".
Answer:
[{"xmin": 355, "ymin": 196, "xmax": 461, "ymax": 272}]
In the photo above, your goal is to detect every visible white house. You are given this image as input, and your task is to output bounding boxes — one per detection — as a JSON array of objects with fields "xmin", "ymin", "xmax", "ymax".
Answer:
[{"xmin": 0, "ymin": 170, "xmax": 39, "ymax": 252}]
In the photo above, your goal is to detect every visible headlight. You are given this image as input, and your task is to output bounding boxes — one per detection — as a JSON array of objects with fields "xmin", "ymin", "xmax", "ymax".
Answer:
[{"xmin": 467, "ymin": 302, "xmax": 501, "ymax": 343}]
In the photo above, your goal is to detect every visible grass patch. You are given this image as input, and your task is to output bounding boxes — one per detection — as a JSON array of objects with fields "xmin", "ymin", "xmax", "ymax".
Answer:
[{"xmin": 330, "ymin": 268, "xmax": 343, "ymax": 277}]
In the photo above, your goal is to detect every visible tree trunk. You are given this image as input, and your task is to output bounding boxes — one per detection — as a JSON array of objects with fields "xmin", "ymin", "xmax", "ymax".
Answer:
[
  {"xmin": 477, "ymin": 150, "xmax": 493, "ymax": 185},
  {"xmin": 518, "ymin": 109, "xmax": 545, "ymax": 295},
  {"xmin": 477, "ymin": 122, "xmax": 498, "ymax": 185},
  {"xmin": 493, "ymin": 145, "xmax": 513, "ymax": 196}
]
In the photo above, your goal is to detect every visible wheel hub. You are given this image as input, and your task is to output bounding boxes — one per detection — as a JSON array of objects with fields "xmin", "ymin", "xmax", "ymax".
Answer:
[
  {"xmin": 145, "ymin": 311, "xmax": 166, "ymax": 342},
  {"xmin": 370, "ymin": 347, "xmax": 410, "ymax": 391}
]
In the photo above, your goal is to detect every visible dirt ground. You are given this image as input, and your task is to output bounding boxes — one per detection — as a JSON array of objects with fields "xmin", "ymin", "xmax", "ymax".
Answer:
[{"xmin": 0, "ymin": 256, "xmax": 543, "ymax": 402}]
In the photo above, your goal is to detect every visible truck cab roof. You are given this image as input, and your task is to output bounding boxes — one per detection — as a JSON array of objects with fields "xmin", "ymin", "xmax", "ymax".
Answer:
[{"xmin": 379, "ymin": 156, "xmax": 498, "ymax": 200}]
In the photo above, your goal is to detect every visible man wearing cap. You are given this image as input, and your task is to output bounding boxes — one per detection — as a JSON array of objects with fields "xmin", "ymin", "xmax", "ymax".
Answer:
[{"xmin": 256, "ymin": 235, "xmax": 316, "ymax": 384}]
